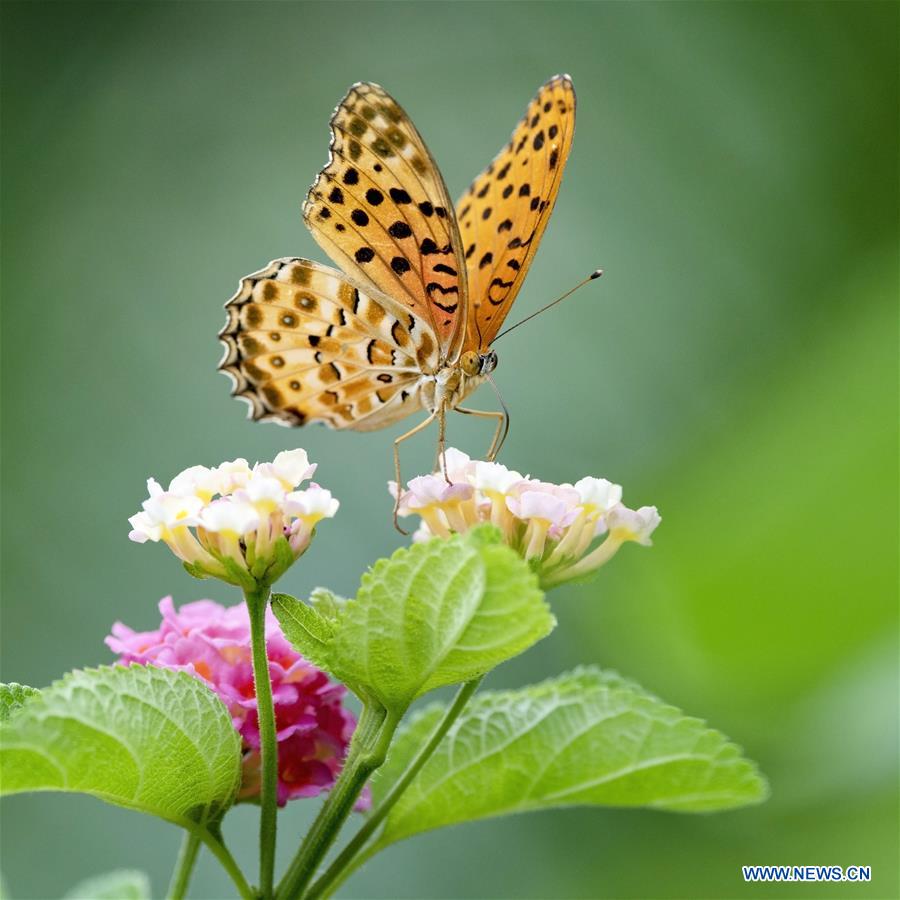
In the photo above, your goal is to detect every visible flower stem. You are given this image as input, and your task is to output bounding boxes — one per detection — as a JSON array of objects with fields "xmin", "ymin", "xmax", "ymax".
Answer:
[
  {"xmin": 197, "ymin": 826, "xmax": 255, "ymax": 900},
  {"xmin": 246, "ymin": 585, "xmax": 278, "ymax": 899},
  {"xmin": 275, "ymin": 702, "xmax": 397, "ymax": 900},
  {"xmin": 305, "ymin": 677, "xmax": 483, "ymax": 900},
  {"xmin": 167, "ymin": 830, "xmax": 201, "ymax": 899}
]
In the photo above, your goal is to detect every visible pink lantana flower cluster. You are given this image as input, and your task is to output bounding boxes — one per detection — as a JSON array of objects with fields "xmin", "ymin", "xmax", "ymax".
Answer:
[
  {"xmin": 107, "ymin": 597, "xmax": 361, "ymax": 806},
  {"xmin": 391, "ymin": 448, "xmax": 660, "ymax": 588},
  {"xmin": 128, "ymin": 449, "xmax": 338, "ymax": 589}
]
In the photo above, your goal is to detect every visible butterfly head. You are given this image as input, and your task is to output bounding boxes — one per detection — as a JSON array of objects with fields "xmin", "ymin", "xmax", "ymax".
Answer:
[{"xmin": 460, "ymin": 349, "xmax": 498, "ymax": 378}]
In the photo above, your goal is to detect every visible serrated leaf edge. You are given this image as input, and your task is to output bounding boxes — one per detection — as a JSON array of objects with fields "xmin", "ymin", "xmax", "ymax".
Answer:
[{"xmin": 0, "ymin": 664, "xmax": 241, "ymax": 828}]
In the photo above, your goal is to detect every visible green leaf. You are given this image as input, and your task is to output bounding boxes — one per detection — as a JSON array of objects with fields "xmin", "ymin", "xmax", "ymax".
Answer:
[
  {"xmin": 419, "ymin": 535, "xmax": 553, "ymax": 694},
  {"xmin": 0, "ymin": 665, "xmax": 241, "ymax": 829},
  {"xmin": 272, "ymin": 593, "xmax": 335, "ymax": 673},
  {"xmin": 330, "ymin": 536, "xmax": 485, "ymax": 712},
  {"xmin": 0, "ymin": 683, "xmax": 39, "ymax": 722},
  {"xmin": 372, "ymin": 667, "xmax": 768, "ymax": 848},
  {"xmin": 275, "ymin": 530, "xmax": 554, "ymax": 714},
  {"xmin": 308, "ymin": 587, "xmax": 346, "ymax": 621},
  {"xmin": 62, "ymin": 870, "xmax": 151, "ymax": 900}
]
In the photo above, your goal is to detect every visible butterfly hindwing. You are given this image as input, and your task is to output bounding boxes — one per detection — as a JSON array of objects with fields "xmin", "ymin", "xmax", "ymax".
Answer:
[
  {"xmin": 457, "ymin": 74, "xmax": 576, "ymax": 349},
  {"xmin": 303, "ymin": 82, "xmax": 469, "ymax": 364},
  {"xmin": 219, "ymin": 258, "xmax": 430, "ymax": 430}
]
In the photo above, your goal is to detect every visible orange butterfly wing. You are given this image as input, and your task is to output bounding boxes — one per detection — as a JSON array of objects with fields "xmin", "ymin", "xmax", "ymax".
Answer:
[
  {"xmin": 303, "ymin": 82, "xmax": 469, "ymax": 366},
  {"xmin": 219, "ymin": 258, "xmax": 433, "ymax": 430},
  {"xmin": 456, "ymin": 75, "xmax": 576, "ymax": 350}
]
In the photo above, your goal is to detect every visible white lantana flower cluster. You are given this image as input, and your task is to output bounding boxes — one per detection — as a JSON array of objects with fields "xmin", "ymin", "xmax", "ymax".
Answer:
[
  {"xmin": 129, "ymin": 449, "xmax": 338, "ymax": 589},
  {"xmin": 390, "ymin": 448, "xmax": 660, "ymax": 588}
]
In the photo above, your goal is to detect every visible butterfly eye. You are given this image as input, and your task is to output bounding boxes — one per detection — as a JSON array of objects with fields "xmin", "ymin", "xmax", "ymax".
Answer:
[
  {"xmin": 480, "ymin": 350, "xmax": 499, "ymax": 375},
  {"xmin": 460, "ymin": 350, "xmax": 481, "ymax": 377}
]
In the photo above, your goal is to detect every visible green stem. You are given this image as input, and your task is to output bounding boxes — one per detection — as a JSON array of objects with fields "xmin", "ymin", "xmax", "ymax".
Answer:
[
  {"xmin": 246, "ymin": 585, "xmax": 278, "ymax": 899},
  {"xmin": 197, "ymin": 826, "xmax": 255, "ymax": 900},
  {"xmin": 167, "ymin": 830, "xmax": 201, "ymax": 899},
  {"xmin": 276, "ymin": 702, "xmax": 398, "ymax": 900},
  {"xmin": 306, "ymin": 677, "xmax": 483, "ymax": 900}
]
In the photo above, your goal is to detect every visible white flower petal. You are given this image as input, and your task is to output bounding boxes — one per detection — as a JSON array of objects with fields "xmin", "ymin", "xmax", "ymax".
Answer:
[
  {"xmin": 128, "ymin": 511, "xmax": 161, "ymax": 543},
  {"xmin": 607, "ymin": 504, "xmax": 661, "ymax": 546},
  {"xmin": 271, "ymin": 448, "xmax": 316, "ymax": 488},
  {"xmin": 471, "ymin": 460, "xmax": 523, "ymax": 494},
  {"xmin": 439, "ymin": 447, "xmax": 474, "ymax": 482},
  {"xmin": 243, "ymin": 472, "xmax": 287, "ymax": 508},
  {"xmin": 285, "ymin": 485, "xmax": 340, "ymax": 520},
  {"xmin": 214, "ymin": 458, "xmax": 252, "ymax": 495},
  {"xmin": 199, "ymin": 498, "xmax": 260, "ymax": 536},
  {"xmin": 169, "ymin": 465, "xmax": 219, "ymax": 499},
  {"xmin": 142, "ymin": 491, "xmax": 204, "ymax": 529},
  {"xmin": 572, "ymin": 476, "xmax": 623, "ymax": 513}
]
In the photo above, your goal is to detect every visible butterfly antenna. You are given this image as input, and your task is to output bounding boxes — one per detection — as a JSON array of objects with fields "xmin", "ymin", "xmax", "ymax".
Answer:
[{"xmin": 492, "ymin": 269, "xmax": 603, "ymax": 342}]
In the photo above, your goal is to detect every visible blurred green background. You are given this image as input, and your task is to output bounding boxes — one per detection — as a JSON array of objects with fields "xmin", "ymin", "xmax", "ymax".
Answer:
[{"xmin": 2, "ymin": 1, "xmax": 897, "ymax": 898}]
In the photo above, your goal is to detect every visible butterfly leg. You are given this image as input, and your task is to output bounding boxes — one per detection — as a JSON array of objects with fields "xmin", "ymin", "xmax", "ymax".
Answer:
[
  {"xmin": 437, "ymin": 402, "xmax": 450, "ymax": 482},
  {"xmin": 393, "ymin": 410, "xmax": 438, "ymax": 533},
  {"xmin": 456, "ymin": 406, "xmax": 510, "ymax": 461}
]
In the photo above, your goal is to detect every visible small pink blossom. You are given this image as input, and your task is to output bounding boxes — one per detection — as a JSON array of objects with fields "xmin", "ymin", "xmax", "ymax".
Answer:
[
  {"xmin": 402, "ymin": 475, "xmax": 474, "ymax": 511},
  {"xmin": 106, "ymin": 597, "xmax": 362, "ymax": 807},
  {"xmin": 506, "ymin": 481, "xmax": 581, "ymax": 529}
]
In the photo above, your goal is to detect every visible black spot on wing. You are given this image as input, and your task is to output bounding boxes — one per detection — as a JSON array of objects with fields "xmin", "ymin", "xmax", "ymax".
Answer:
[
  {"xmin": 388, "ymin": 221, "xmax": 413, "ymax": 239},
  {"xmin": 426, "ymin": 282, "xmax": 459, "ymax": 296},
  {"xmin": 389, "ymin": 187, "xmax": 412, "ymax": 204}
]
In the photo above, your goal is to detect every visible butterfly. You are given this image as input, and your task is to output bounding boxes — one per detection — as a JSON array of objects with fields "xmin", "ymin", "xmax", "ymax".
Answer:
[{"xmin": 219, "ymin": 75, "xmax": 579, "ymax": 495}]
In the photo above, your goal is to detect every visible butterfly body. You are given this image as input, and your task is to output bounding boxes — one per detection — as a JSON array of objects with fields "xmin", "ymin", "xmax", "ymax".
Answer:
[
  {"xmin": 220, "ymin": 76, "xmax": 576, "ymax": 449},
  {"xmin": 420, "ymin": 362, "xmax": 485, "ymax": 417}
]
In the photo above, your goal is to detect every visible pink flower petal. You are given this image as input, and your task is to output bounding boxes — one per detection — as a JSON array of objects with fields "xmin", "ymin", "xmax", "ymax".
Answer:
[{"xmin": 106, "ymin": 596, "xmax": 358, "ymax": 806}]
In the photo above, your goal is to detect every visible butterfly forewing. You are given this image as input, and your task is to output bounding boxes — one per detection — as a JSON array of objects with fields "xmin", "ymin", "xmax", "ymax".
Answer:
[
  {"xmin": 457, "ymin": 74, "xmax": 576, "ymax": 349},
  {"xmin": 219, "ymin": 258, "xmax": 429, "ymax": 429},
  {"xmin": 303, "ymin": 82, "xmax": 469, "ymax": 365}
]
